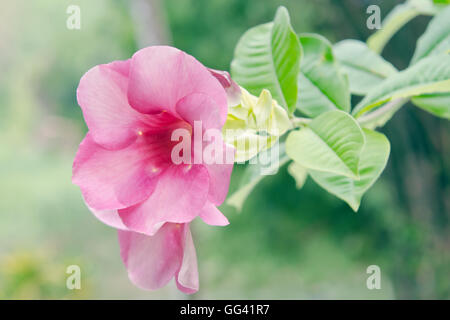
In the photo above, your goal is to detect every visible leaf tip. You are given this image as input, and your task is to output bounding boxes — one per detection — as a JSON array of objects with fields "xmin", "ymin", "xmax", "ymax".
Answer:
[
  {"xmin": 226, "ymin": 198, "xmax": 243, "ymax": 213},
  {"xmin": 350, "ymin": 202, "xmax": 360, "ymax": 212},
  {"xmin": 275, "ymin": 5, "xmax": 289, "ymax": 19}
]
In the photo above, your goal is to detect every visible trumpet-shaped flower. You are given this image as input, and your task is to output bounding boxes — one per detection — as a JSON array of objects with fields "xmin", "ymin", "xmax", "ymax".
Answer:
[{"xmin": 72, "ymin": 46, "xmax": 234, "ymax": 293}]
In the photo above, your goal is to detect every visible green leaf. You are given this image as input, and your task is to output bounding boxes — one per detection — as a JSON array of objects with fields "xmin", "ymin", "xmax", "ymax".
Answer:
[
  {"xmin": 287, "ymin": 162, "xmax": 308, "ymax": 189},
  {"xmin": 286, "ymin": 110, "xmax": 365, "ymax": 179},
  {"xmin": 297, "ymin": 34, "xmax": 350, "ymax": 117},
  {"xmin": 227, "ymin": 143, "xmax": 289, "ymax": 211},
  {"xmin": 334, "ymin": 40, "xmax": 397, "ymax": 95},
  {"xmin": 367, "ymin": 0, "xmax": 436, "ymax": 54},
  {"xmin": 407, "ymin": 7, "xmax": 450, "ymax": 119},
  {"xmin": 412, "ymin": 93, "xmax": 450, "ymax": 119},
  {"xmin": 353, "ymin": 54, "xmax": 450, "ymax": 117},
  {"xmin": 309, "ymin": 129, "xmax": 390, "ymax": 211},
  {"xmin": 231, "ymin": 6, "xmax": 301, "ymax": 113},
  {"xmin": 357, "ymin": 98, "xmax": 407, "ymax": 129},
  {"xmin": 434, "ymin": 0, "xmax": 450, "ymax": 5},
  {"xmin": 412, "ymin": 6, "xmax": 450, "ymax": 62},
  {"xmin": 411, "ymin": 6, "xmax": 450, "ymax": 64}
]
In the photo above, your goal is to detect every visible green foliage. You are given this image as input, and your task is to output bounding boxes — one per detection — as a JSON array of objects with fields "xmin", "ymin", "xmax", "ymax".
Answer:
[
  {"xmin": 230, "ymin": 2, "xmax": 449, "ymax": 212},
  {"xmin": 287, "ymin": 162, "xmax": 308, "ymax": 189},
  {"xmin": 356, "ymin": 99, "xmax": 408, "ymax": 130},
  {"xmin": 434, "ymin": 0, "xmax": 450, "ymax": 5},
  {"xmin": 334, "ymin": 40, "xmax": 397, "ymax": 95},
  {"xmin": 411, "ymin": 6, "xmax": 450, "ymax": 63},
  {"xmin": 367, "ymin": 0, "xmax": 436, "ymax": 54},
  {"xmin": 297, "ymin": 34, "xmax": 350, "ymax": 117},
  {"xmin": 227, "ymin": 143, "xmax": 289, "ymax": 211},
  {"xmin": 0, "ymin": 251, "xmax": 91, "ymax": 299},
  {"xmin": 286, "ymin": 110, "xmax": 365, "ymax": 179},
  {"xmin": 353, "ymin": 54, "xmax": 450, "ymax": 118},
  {"xmin": 411, "ymin": 93, "xmax": 450, "ymax": 119},
  {"xmin": 407, "ymin": 6, "xmax": 450, "ymax": 118},
  {"xmin": 231, "ymin": 6, "xmax": 301, "ymax": 113},
  {"xmin": 309, "ymin": 129, "xmax": 390, "ymax": 211}
]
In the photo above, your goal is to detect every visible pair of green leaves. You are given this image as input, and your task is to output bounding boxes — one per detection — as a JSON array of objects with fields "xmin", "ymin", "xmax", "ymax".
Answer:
[
  {"xmin": 354, "ymin": 5, "xmax": 450, "ymax": 120},
  {"xmin": 285, "ymin": 110, "xmax": 390, "ymax": 211},
  {"xmin": 227, "ymin": 109, "xmax": 391, "ymax": 212},
  {"xmin": 287, "ymin": 34, "xmax": 394, "ymax": 209}
]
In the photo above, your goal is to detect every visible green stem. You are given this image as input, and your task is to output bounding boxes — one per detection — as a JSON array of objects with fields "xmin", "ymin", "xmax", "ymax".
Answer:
[
  {"xmin": 290, "ymin": 98, "xmax": 406, "ymax": 130},
  {"xmin": 291, "ymin": 116, "xmax": 311, "ymax": 127},
  {"xmin": 356, "ymin": 98, "xmax": 407, "ymax": 127}
]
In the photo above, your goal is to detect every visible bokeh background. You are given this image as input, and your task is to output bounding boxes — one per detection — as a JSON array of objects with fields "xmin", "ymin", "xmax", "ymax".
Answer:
[{"xmin": 0, "ymin": 0, "xmax": 449, "ymax": 299}]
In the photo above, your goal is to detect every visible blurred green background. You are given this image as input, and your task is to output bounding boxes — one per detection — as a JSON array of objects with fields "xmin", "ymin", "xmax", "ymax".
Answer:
[{"xmin": 0, "ymin": 0, "xmax": 448, "ymax": 299}]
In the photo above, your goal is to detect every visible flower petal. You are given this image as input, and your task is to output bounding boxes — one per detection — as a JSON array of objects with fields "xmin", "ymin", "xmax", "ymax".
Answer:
[
  {"xmin": 72, "ymin": 134, "xmax": 161, "ymax": 211},
  {"xmin": 176, "ymin": 93, "xmax": 223, "ymax": 130},
  {"xmin": 199, "ymin": 201, "xmax": 229, "ymax": 226},
  {"xmin": 88, "ymin": 206, "xmax": 128, "ymax": 230},
  {"xmin": 117, "ymin": 223, "xmax": 186, "ymax": 291},
  {"xmin": 205, "ymin": 142, "xmax": 235, "ymax": 205},
  {"xmin": 108, "ymin": 59, "xmax": 130, "ymax": 77},
  {"xmin": 176, "ymin": 226, "xmax": 199, "ymax": 294},
  {"xmin": 208, "ymin": 68, "xmax": 242, "ymax": 107},
  {"xmin": 77, "ymin": 60, "xmax": 147, "ymax": 150},
  {"xmin": 118, "ymin": 164, "xmax": 209, "ymax": 235},
  {"xmin": 127, "ymin": 46, "xmax": 227, "ymax": 123}
]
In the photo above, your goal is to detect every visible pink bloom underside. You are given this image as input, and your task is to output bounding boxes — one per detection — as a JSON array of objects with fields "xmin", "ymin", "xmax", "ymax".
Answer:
[
  {"xmin": 88, "ymin": 205, "xmax": 225, "ymax": 295},
  {"xmin": 118, "ymin": 223, "xmax": 199, "ymax": 293},
  {"xmin": 72, "ymin": 46, "xmax": 235, "ymax": 293}
]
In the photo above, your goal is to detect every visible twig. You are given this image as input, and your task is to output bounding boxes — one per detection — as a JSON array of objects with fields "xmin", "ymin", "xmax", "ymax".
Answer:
[
  {"xmin": 291, "ymin": 117, "xmax": 312, "ymax": 127},
  {"xmin": 357, "ymin": 98, "xmax": 407, "ymax": 127}
]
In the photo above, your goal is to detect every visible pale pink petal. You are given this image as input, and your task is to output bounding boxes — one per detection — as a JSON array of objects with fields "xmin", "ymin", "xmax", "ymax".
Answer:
[
  {"xmin": 127, "ymin": 46, "xmax": 227, "ymax": 122},
  {"xmin": 199, "ymin": 201, "xmax": 229, "ymax": 226},
  {"xmin": 208, "ymin": 68, "xmax": 242, "ymax": 107},
  {"xmin": 206, "ymin": 142, "xmax": 235, "ymax": 205},
  {"xmin": 119, "ymin": 164, "xmax": 209, "ymax": 235},
  {"xmin": 108, "ymin": 59, "xmax": 130, "ymax": 77},
  {"xmin": 176, "ymin": 93, "xmax": 222, "ymax": 130},
  {"xmin": 72, "ymin": 134, "xmax": 162, "ymax": 211},
  {"xmin": 118, "ymin": 224, "xmax": 185, "ymax": 290},
  {"xmin": 176, "ymin": 227, "xmax": 199, "ymax": 294},
  {"xmin": 77, "ymin": 60, "xmax": 148, "ymax": 150},
  {"xmin": 88, "ymin": 206, "xmax": 128, "ymax": 230}
]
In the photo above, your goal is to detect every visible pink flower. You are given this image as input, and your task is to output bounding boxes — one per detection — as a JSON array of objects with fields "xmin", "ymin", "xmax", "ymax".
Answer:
[
  {"xmin": 208, "ymin": 68, "xmax": 242, "ymax": 107},
  {"xmin": 72, "ymin": 46, "xmax": 234, "ymax": 293}
]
